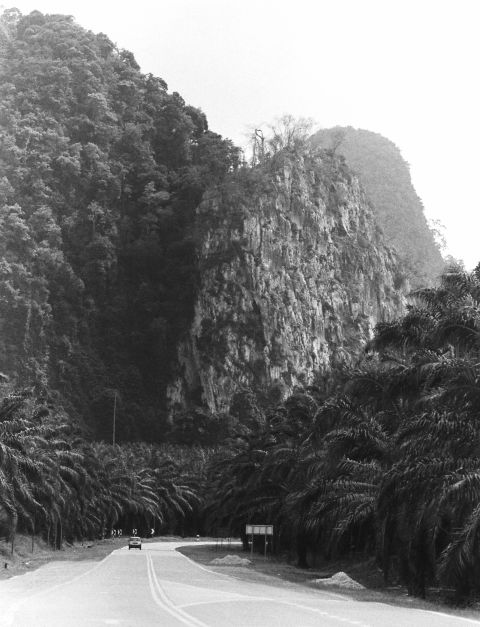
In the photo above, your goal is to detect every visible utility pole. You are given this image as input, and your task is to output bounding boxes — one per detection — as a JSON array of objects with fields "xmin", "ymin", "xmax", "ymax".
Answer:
[{"xmin": 112, "ymin": 391, "xmax": 117, "ymax": 446}]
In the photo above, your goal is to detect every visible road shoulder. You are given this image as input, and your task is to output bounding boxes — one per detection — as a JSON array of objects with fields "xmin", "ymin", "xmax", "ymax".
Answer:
[{"xmin": 177, "ymin": 543, "xmax": 480, "ymax": 622}]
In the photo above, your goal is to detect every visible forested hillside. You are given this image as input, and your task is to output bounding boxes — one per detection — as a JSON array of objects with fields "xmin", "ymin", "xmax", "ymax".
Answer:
[
  {"xmin": 312, "ymin": 127, "xmax": 445, "ymax": 287},
  {"xmin": 0, "ymin": 9, "xmax": 239, "ymax": 440},
  {"xmin": 0, "ymin": 10, "xmax": 408, "ymax": 438},
  {"xmin": 2, "ymin": 8, "xmax": 480, "ymax": 606}
]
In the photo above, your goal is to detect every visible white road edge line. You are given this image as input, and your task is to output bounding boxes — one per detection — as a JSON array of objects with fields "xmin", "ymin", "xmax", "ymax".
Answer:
[
  {"xmin": 146, "ymin": 553, "xmax": 208, "ymax": 627},
  {"xmin": 174, "ymin": 544, "xmax": 480, "ymax": 625},
  {"xmin": 179, "ymin": 596, "xmax": 372, "ymax": 627},
  {"xmin": 174, "ymin": 546, "xmax": 352, "ymax": 601},
  {"xmin": 422, "ymin": 610, "xmax": 480, "ymax": 625}
]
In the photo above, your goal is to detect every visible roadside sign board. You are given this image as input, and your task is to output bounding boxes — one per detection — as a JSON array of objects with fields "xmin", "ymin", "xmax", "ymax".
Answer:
[
  {"xmin": 246, "ymin": 524, "xmax": 273, "ymax": 535},
  {"xmin": 246, "ymin": 524, "xmax": 273, "ymax": 558}
]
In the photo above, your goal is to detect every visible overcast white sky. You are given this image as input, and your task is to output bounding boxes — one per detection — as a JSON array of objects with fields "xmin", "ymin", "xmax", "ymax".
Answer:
[{"xmin": 4, "ymin": 0, "xmax": 480, "ymax": 268}]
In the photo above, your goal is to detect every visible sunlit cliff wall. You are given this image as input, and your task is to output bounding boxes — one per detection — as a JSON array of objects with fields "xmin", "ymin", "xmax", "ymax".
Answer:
[{"xmin": 167, "ymin": 149, "xmax": 406, "ymax": 413}]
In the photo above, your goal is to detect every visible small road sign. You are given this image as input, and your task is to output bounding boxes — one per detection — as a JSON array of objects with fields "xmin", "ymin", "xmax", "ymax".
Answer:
[
  {"xmin": 246, "ymin": 524, "xmax": 273, "ymax": 557},
  {"xmin": 246, "ymin": 525, "xmax": 273, "ymax": 535}
]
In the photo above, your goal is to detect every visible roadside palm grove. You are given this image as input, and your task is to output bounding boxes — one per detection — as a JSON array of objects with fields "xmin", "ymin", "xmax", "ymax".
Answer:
[
  {"xmin": 3, "ymin": 266, "xmax": 480, "ymax": 604},
  {"xmin": 206, "ymin": 266, "xmax": 480, "ymax": 604}
]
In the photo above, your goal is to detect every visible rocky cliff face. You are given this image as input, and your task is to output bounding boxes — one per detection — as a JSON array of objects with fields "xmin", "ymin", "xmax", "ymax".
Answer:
[
  {"xmin": 312, "ymin": 127, "xmax": 444, "ymax": 288},
  {"xmin": 167, "ymin": 149, "xmax": 406, "ymax": 414}
]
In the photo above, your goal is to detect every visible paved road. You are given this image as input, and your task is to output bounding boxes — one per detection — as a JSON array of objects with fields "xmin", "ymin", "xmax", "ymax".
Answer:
[{"xmin": 1, "ymin": 541, "xmax": 480, "ymax": 626}]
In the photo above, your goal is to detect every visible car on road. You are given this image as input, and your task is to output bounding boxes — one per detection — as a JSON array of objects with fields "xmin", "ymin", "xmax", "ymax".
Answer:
[{"xmin": 128, "ymin": 536, "xmax": 142, "ymax": 550}]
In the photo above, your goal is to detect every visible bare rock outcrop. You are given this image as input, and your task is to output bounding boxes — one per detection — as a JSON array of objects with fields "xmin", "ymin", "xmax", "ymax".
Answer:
[{"xmin": 168, "ymin": 150, "xmax": 406, "ymax": 414}]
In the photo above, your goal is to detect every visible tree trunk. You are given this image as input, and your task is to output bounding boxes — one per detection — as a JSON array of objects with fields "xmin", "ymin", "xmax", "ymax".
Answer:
[
  {"xmin": 296, "ymin": 532, "xmax": 309, "ymax": 569},
  {"xmin": 31, "ymin": 514, "xmax": 35, "ymax": 553},
  {"xmin": 454, "ymin": 577, "xmax": 472, "ymax": 606},
  {"xmin": 9, "ymin": 511, "xmax": 18, "ymax": 555},
  {"xmin": 409, "ymin": 574, "xmax": 426, "ymax": 599},
  {"xmin": 240, "ymin": 531, "xmax": 249, "ymax": 552}
]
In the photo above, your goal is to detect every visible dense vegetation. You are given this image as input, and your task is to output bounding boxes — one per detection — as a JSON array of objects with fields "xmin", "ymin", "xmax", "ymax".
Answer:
[
  {"xmin": 205, "ymin": 265, "xmax": 480, "ymax": 603},
  {"xmin": 0, "ymin": 391, "xmax": 212, "ymax": 548},
  {"xmin": 2, "ymin": 7, "xmax": 478, "ymax": 608},
  {"xmin": 312, "ymin": 127, "xmax": 445, "ymax": 288},
  {"xmin": 4, "ymin": 265, "xmax": 480, "ymax": 604},
  {"xmin": 0, "ymin": 9, "xmax": 239, "ymax": 440}
]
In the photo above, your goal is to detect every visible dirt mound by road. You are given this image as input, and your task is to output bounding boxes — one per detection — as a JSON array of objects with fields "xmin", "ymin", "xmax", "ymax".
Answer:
[
  {"xmin": 312, "ymin": 571, "xmax": 365, "ymax": 590},
  {"xmin": 210, "ymin": 554, "xmax": 251, "ymax": 566}
]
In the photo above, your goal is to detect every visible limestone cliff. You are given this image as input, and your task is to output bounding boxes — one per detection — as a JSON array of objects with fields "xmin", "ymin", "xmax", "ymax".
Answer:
[
  {"xmin": 312, "ymin": 127, "xmax": 444, "ymax": 287},
  {"xmin": 167, "ymin": 149, "xmax": 406, "ymax": 414}
]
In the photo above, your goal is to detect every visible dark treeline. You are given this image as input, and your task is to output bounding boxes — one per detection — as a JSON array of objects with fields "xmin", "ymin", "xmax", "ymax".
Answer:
[
  {"xmin": 4, "ymin": 266, "xmax": 480, "ymax": 605},
  {"xmin": 0, "ymin": 9, "xmax": 239, "ymax": 440},
  {"xmin": 205, "ymin": 265, "xmax": 480, "ymax": 604},
  {"xmin": 0, "ymin": 391, "xmax": 214, "ymax": 548}
]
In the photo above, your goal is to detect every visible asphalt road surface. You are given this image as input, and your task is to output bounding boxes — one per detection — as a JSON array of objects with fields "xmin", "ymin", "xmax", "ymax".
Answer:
[{"xmin": 1, "ymin": 541, "xmax": 480, "ymax": 627}]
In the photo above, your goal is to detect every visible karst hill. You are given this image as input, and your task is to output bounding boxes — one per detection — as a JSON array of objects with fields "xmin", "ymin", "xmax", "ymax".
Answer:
[
  {"xmin": 0, "ymin": 9, "xmax": 441, "ymax": 439},
  {"xmin": 312, "ymin": 126, "xmax": 445, "ymax": 288}
]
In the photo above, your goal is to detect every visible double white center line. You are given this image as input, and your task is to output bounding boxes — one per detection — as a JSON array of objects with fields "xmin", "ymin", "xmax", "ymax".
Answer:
[{"xmin": 146, "ymin": 553, "xmax": 208, "ymax": 627}]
